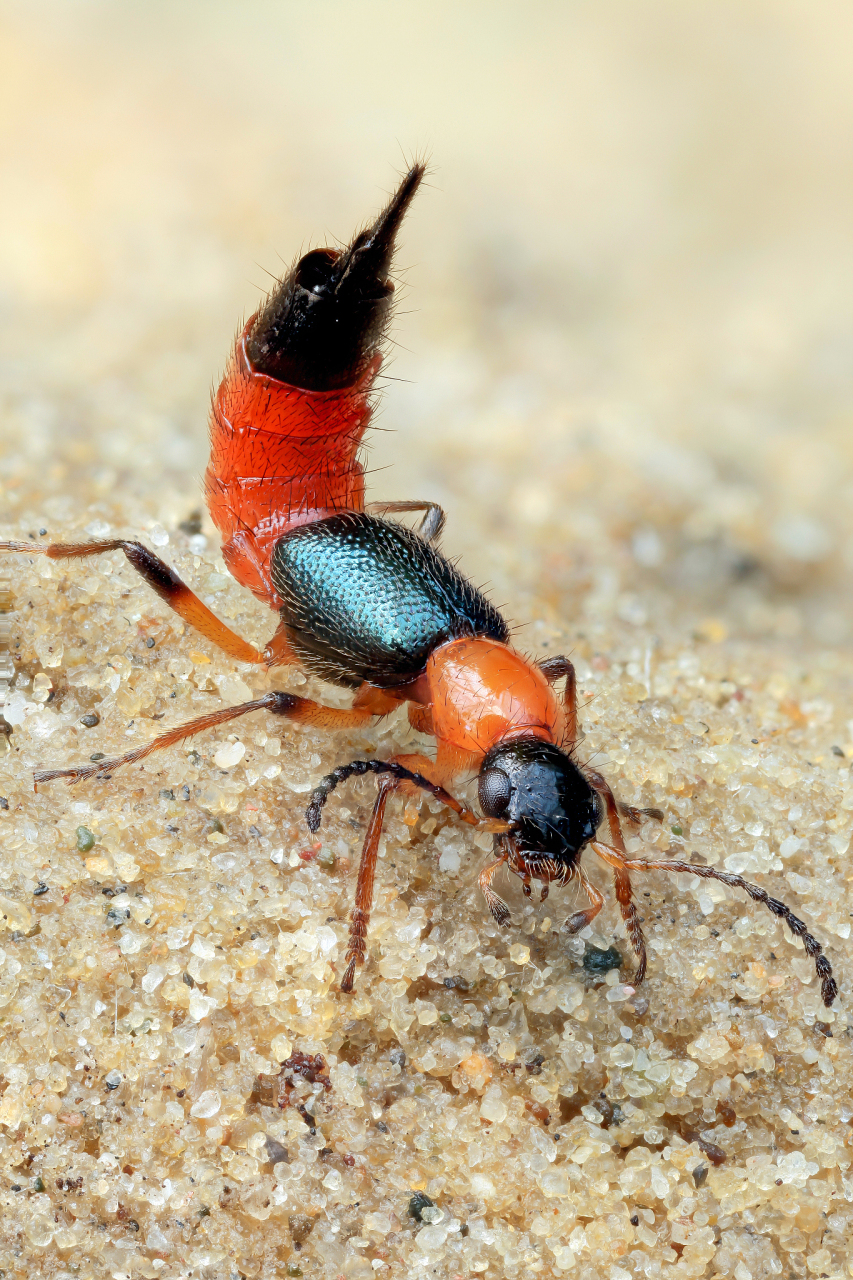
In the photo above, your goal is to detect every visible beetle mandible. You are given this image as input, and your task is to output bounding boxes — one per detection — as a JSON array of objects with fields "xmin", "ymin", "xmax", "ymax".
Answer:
[{"xmin": 0, "ymin": 165, "xmax": 837, "ymax": 1005}]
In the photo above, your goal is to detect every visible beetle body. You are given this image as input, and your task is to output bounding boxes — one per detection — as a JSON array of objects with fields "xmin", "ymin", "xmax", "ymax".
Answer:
[{"xmin": 1, "ymin": 164, "xmax": 837, "ymax": 1006}]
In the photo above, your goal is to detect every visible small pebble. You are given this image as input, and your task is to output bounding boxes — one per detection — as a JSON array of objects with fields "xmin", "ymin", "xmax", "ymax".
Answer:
[
  {"xmin": 582, "ymin": 943, "xmax": 623, "ymax": 974},
  {"xmin": 408, "ymin": 1191, "xmax": 435, "ymax": 1222},
  {"xmin": 214, "ymin": 740, "xmax": 245, "ymax": 769}
]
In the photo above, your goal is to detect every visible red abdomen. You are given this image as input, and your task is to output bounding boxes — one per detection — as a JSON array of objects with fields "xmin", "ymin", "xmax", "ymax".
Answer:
[{"xmin": 205, "ymin": 321, "xmax": 377, "ymax": 607}]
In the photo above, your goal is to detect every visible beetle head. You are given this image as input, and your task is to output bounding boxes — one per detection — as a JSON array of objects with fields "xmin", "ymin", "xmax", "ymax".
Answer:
[{"xmin": 478, "ymin": 737, "xmax": 599, "ymax": 873}]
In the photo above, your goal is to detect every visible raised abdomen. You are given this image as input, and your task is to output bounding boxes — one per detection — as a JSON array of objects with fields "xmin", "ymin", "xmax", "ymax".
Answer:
[
  {"xmin": 205, "ymin": 326, "xmax": 374, "ymax": 606},
  {"xmin": 204, "ymin": 166, "xmax": 425, "ymax": 612}
]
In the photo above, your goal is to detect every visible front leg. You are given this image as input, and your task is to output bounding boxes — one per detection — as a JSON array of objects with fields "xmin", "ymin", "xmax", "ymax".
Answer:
[
  {"xmin": 538, "ymin": 654, "xmax": 578, "ymax": 746},
  {"xmin": 618, "ymin": 801, "xmax": 665, "ymax": 825},
  {"xmin": 582, "ymin": 767, "xmax": 647, "ymax": 977},
  {"xmin": 316, "ymin": 750, "xmax": 476, "ymax": 993},
  {"xmin": 584, "ymin": 767, "xmax": 628, "ymax": 852},
  {"xmin": 479, "ymin": 849, "xmax": 511, "ymax": 926},
  {"xmin": 340, "ymin": 778, "xmax": 393, "ymax": 992},
  {"xmin": 308, "ymin": 744, "xmax": 506, "ymax": 993},
  {"xmin": 563, "ymin": 867, "xmax": 605, "ymax": 935},
  {"xmin": 586, "ymin": 767, "xmax": 664, "ymax": 837},
  {"xmin": 590, "ymin": 842, "xmax": 648, "ymax": 982}
]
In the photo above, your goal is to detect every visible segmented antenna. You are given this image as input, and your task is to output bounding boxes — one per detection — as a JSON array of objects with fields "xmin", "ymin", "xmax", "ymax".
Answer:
[{"xmin": 307, "ymin": 758, "xmax": 466, "ymax": 832}]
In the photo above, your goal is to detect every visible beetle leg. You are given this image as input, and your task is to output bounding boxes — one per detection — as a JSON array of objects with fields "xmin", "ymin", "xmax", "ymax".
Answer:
[
  {"xmin": 332, "ymin": 749, "xmax": 482, "ymax": 993},
  {"xmin": 585, "ymin": 763, "xmax": 664, "ymax": 833},
  {"xmin": 584, "ymin": 768, "xmax": 628, "ymax": 852},
  {"xmin": 538, "ymin": 655, "xmax": 578, "ymax": 746},
  {"xmin": 407, "ymin": 702, "xmax": 434, "ymax": 734},
  {"xmin": 618, "ymin": 802, "xmax": 665, "ymax": 825},
  {"xmin": 479, "ymin": 851, "xmax": 511, "ymax": 927},
  {"xmin": 596, "ymin": 845, "xmax": 838, "ymax": 1008},
  {"xmin": 366, "ymin": 500, "xmax": 446, "ymax": 543},
  {"xmin": 340, "ymin": 777, "xmax": 392, "ymax": 993},
  {"xmin": 33, "ymin": 690, "xmax": 392, "ymax": 786},
  {"xmin": 589, "ymin": 841, "xmax": 647, "ymax": 982},
  {"xmin": 563, "ymin": 867, "xmax": 605, "ymax": 935},
  {"xmin": 0, "ymin": 539, "xmax": 268, "ymax": 665}
]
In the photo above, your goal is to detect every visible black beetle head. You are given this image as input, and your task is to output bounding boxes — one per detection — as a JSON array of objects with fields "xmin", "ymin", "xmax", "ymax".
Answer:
[{"xmin": 478, "ymin": 737, "xmax": 599, "ymax": 865}]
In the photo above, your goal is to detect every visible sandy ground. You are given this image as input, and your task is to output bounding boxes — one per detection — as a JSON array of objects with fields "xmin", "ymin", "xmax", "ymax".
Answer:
[{"xmin": 1, "ymin": 4, "xmax": 853, "ymax": 1278}]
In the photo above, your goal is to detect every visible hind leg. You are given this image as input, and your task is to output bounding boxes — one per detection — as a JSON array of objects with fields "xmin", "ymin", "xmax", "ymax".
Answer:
[{"xmin": 0, "ymin": 538, "xmax": 269, "ymax": 664}]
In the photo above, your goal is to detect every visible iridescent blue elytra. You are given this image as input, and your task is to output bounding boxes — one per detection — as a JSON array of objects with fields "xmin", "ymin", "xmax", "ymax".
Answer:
[{"xmin": 270, "ymin": 512, "xmax": 509, "ymax": 688}]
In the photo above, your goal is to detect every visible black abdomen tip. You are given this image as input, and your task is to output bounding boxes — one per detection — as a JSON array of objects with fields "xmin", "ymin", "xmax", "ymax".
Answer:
[{"xmin": 247, "ymin": 165, "xmax": 426, "ymax": 392}]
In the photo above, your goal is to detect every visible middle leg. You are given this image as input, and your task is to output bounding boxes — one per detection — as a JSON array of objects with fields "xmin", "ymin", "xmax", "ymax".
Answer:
[{"xmin": 34, "ymin": 686, "xmax": 402, "ymax": 785}]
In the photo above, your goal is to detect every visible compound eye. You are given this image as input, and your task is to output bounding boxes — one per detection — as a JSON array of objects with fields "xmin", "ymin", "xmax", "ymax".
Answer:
[
  {"xmin": 478, "ymin": 766, "xmax": 511, "ymax": 818},
  {"xmin": 295, "ymin": 248, "xmax": 338, "ymax": 295}
]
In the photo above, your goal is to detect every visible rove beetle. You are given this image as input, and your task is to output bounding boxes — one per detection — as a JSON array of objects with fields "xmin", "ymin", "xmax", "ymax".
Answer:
[{"xmin": 0, "ymin": 165, "xmax": 837, "ymax": 1005}]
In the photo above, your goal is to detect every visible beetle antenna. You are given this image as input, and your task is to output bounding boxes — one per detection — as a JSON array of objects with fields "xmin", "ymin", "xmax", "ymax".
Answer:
[
  {"xmin": 307, "ymin": 758, "xmax": 476, "ymax": 833},
  {"xmin": 591, "ymin": 843, "xmax": 837, "ymax": 1007}
]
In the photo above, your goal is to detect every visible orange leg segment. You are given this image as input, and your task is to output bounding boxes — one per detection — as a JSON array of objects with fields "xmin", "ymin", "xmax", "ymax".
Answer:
[
  {"xmin": 590, "ymin": 841, "xmax": 648, "ymax": 982},
  {"xmin": 478, "ymin": 850, "xmax": 511, "ymax": 927},
  {"xmin": 585, "ymin": 767, "xmax": 628, "ymax": 852},
  {"xmin": 0, "ymin": 539, "xmax": 267, "ymax": 665},
  {"xmin": 34, "ymin": 689, "xmax": 392, "ymax": 786},
  {"xmin": 340, "ymin": 779, "xmax": 392, "ymax": 993},
  {"xmin": 335, "ymin": 750, "xmax": 475, "ymax": 993},
  {"xmin": 308, "ymin": 746, "xmax": 503, "ymax": 992},
  {"xmin": 586, "ymin": 753, "xmax": 646, "ymax": 977},
  {"xmin": 564, "ymin": 867, "xmax": 605, "ymax": 935}
]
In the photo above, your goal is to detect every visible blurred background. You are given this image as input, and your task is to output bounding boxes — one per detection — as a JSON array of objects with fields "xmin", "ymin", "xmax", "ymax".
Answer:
[{"xmin": 1, "ymin": 0, "xmax": 853, "ymax": 652}]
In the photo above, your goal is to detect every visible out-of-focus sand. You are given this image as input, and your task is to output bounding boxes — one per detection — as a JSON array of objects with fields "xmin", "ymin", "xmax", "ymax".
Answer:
[
  {"xmin": 1, "ymin": 3, "xmax": 852, "ymax": 616},
  {"xmin": 1, "ymin": 5, "xmax": 853, "ymax": 1278}
]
